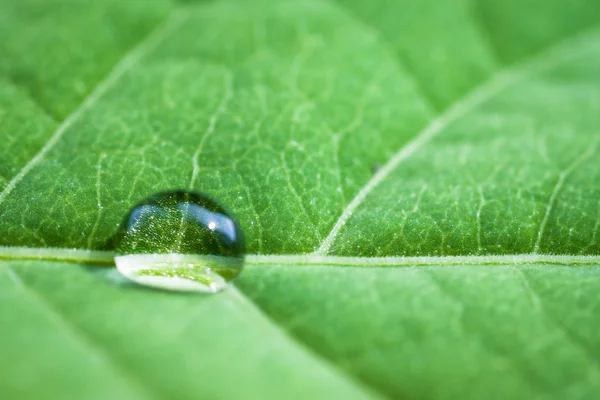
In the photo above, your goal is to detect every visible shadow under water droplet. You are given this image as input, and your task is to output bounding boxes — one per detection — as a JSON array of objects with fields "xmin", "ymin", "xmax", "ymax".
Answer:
[{"xmin": 84, "ymin": 265, "xmax": 143, "ymax": 289}]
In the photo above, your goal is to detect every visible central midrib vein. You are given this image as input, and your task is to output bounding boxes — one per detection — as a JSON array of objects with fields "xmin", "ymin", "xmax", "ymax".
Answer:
[{"xmin": 0, "ymin": 246, "xmax": 598, "ymax": 267}]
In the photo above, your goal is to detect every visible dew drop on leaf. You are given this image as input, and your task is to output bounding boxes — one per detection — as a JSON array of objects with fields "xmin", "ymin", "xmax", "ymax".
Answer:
[{"xmin": 114, "ymin": 190, "xmax": 245, "ymax": 293}]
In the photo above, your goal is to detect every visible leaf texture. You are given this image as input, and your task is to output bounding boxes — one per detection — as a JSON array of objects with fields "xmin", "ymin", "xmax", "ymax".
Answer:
[{"xmin": 0, "ymin": 0, "xmax": 599, "ymax": 399}]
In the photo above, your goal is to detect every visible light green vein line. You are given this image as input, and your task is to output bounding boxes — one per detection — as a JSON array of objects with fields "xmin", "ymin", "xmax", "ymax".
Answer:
[
  {"xmin": 0, "ymin": 247, "xmax": 116, "ymax": 265},
  {"xmin": 0, "ymin": 246, "xmax": 599, "ymax": 267},
  {"xmin": 315, "ymin": 26, "xmax": 600, "ymax": 255},
  {"xmin": 0, "ymin": 12, "xmax": 186, "ymax": 207},
  {"xmin": 533, "ymin": 143, "xmax": 598, "ymax": 254}
]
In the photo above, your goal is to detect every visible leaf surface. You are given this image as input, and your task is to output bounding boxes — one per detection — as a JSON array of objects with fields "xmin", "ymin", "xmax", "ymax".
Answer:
[{"xmin": 1, "ymin": 0, "xmax": 599, "ymax": 399}]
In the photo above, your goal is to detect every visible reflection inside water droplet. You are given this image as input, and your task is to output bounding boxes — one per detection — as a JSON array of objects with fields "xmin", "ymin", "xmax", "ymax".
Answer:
[{"xmin": 114, "ymin": 191, "xmax": 245, "ymax": 293}]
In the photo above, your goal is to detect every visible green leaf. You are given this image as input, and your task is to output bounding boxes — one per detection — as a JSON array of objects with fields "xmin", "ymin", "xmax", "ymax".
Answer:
[{"xmin": 1, "ymin": 0, "xmax": 600, "ymax": 399}]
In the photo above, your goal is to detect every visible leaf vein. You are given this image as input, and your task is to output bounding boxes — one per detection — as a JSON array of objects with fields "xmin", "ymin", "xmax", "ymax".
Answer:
[
  {"xmin": 317, "ymin": 27, "xmax": 600, "ymax": 255},
  {"xmin": 534, "ymin": 144, "xmax": 598, "ymax": 253},
  {"xmin": 1, "ymin": 246, "xmax": 600, "ymax": 267},
  {"xmin": 0, "ymin": 12, "xmax": 186, "ymax": 208}
]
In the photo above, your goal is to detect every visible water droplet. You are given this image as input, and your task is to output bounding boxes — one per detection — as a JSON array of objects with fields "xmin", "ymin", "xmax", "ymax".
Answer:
[{"xmin": 114, "ymin": 191, "xmax": 245, "ymax": 293}]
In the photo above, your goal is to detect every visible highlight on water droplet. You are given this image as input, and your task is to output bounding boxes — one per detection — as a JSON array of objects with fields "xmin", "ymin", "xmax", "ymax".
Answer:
[{"xmin": 114, "ymin": 190, "xmax": 245, "ymax": 293}]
